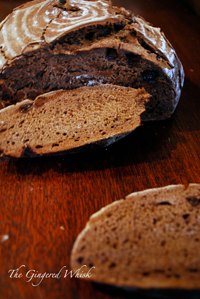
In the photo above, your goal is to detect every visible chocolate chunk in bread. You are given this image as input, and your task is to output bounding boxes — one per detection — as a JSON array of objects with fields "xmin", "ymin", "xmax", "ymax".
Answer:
[
  {"xmin": 71, "ymin": 184, "xmax": 200, "ymax": 289},
  {"xmin": 0, "ymin": 85, "xmax": 149, "ymax": 158},
  {"xmin": 0, "ymin": 0, "xmax": 184, "ymax": 121}
]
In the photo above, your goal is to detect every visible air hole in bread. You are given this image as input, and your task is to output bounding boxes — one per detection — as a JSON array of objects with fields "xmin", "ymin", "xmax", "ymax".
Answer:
[
  {"xmin": 106, "ymin": 213, "xmax": 112, "ymax": 218},
  {"xmin": 19, "ymin": 120, "xmax": 24, "ymax": 127},
  {"xmin": 182, "ymin": 213, "xmax": 190, "ymax": 221},
  {"xmin": 114, "ymin": 22, "xmax": 125, "ymax": 32},
  {"xmin": 160, "ymin": 240, "xmax": 166, "ymax": 247},
  {"xmin": 112, "ymin": 243, "xmax": 117, "ymax": 249},
  {"xmin": 126, "ymin": 53, "xmax": 140, "ymax": 68},
  {"xmin": 187, "ymin": 197, "xmax": 200, "ymax": 207},
  {"xmin": 85, "ymin": 31, "xmax": 95, "ymax": 41},
  {"xmin": 76, "ymin": 257, "xmax": 84, "ymax": 264},
  {"xmin": 157, "ymin": 201, "xmax": 172, "ymax": 206},
  {"xmin": 52, "ymin": 143, "xmax": 59, "ymax": 147},
  {"xmin": 0, "ymin": 128, "xmax": 7, "ymax": 133},
  {"xmin": 109, "ymin": 262, "xmax": 116, "ymax": 269},
  {"xmin": 142, "ymin": 272, "xmax": 150, "ymax": 277},
  {"xmin": 153, "ymin": 218, "xmax": 158, "ymax": 224},
  {"xmin": 142, "ymin": 70, "xmax": 158, "ymax": 84},
  {"xmin": 106, "ymin": 48, "xmax": 118, "ymax": 61}
]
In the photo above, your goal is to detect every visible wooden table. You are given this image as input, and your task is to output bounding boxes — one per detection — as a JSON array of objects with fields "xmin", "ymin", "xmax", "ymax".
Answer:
[{"xmin": 0, "ymin": 0, "xmax": 199, "ymax": 298}]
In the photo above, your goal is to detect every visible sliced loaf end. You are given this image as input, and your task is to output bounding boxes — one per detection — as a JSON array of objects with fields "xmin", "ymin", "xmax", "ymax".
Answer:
[
  {"xmin": 71, "ymin": 184, "xmax": 200, "ymax": 289},
  {"xmin": 0, "ymin": 85, "xmax": 150, "ymax": 158}
]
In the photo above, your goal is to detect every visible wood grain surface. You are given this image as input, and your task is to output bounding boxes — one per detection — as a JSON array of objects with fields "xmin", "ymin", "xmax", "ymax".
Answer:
[{"xmin": 0, "ymin": 0, "xmax": 200, "ymax": 298}]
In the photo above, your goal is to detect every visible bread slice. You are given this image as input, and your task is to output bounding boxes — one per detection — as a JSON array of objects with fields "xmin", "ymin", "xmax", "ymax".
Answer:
[
  {"xmin": 71, "ymin": 184, "xmax": 200, "ymax": 289},
  {"xmin": 0, "ymin": 0, "xmax": 184, "ymax": 121},
  {"xmin": 0, "ymin": 85, "xmax": 149, "ymax": 158}
]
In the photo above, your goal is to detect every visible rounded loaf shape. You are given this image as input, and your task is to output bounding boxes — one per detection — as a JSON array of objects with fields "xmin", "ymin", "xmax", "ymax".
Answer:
[{"xmin": 0, "ymin": 0, "xmax": 184, "ymax": 121}]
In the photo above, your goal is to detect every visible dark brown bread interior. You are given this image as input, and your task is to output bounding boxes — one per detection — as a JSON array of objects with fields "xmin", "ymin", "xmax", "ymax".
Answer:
[
  {"xmin": 0, "ymin": 44, "xmax": 174, "ymax": 121},
  {"xmin": 0, "ymin": 0, "xmax": 184, "ymax": 121},
  {"xmin": 71, "ymin": 184, "xmax": 200, "ymax": 289},
  {"xmin": 0, "ymin": 85, "xmax": 149, "ymax": 158}
]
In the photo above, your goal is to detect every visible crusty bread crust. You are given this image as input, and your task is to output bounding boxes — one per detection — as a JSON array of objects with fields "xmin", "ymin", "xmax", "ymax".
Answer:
[
  {"xmin": 71, "ymin": 184, "xmax": 200, "ymax": 289},
  {"xmin": 0, "ymin": 0, "xmax": 184, "ymax": 121}
]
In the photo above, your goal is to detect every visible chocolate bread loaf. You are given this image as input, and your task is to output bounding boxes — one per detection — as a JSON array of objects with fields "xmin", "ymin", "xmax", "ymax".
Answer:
[
  {"xmin": 0, "ymin": 0, "xmax": 184, "ymax": 121},
  {"xmin": 71, "ymin": 184, "xmax": 200, "ymax": 289}
]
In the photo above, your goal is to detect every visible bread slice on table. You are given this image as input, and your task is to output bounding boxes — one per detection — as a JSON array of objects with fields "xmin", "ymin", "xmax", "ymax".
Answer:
[
  {"xmin": 0, "ymin": 0, "xmax": 184, "ymax": 121},
  {"xmin": 0, "ymin": 85, "xmax": 149, "ymax": 158},
  {"xmin": 71, "ymin": 184, "xmax": 200, "ymax": 289}
]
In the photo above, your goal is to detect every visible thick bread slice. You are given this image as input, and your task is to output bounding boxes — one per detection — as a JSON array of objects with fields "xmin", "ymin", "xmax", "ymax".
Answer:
[
  {"xmin": 0, "ymin": 85, "xmax": 149, "ymax": 158},
  {"xmin": 71, "ymin": 184, "xmax": 200, "ymax": 289}
]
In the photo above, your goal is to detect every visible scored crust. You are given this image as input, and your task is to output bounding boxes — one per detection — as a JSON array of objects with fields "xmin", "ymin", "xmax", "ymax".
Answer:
[
  {"xmin": 71, "ymin": 184, "xmax": 200, "ymax": 289},
  {"xmin": 0, "ymin": 0, "xmax": 184, "ymax": 121}
]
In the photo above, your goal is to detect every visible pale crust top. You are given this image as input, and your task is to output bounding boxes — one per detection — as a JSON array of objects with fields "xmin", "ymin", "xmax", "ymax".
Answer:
[
  {"xmin": 0, "ymin": 0, "xmax": 124, "ymax": 68},
  {"xmin": 0, "ymin": 0, "xmax": 184, "ymax": 106}
]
